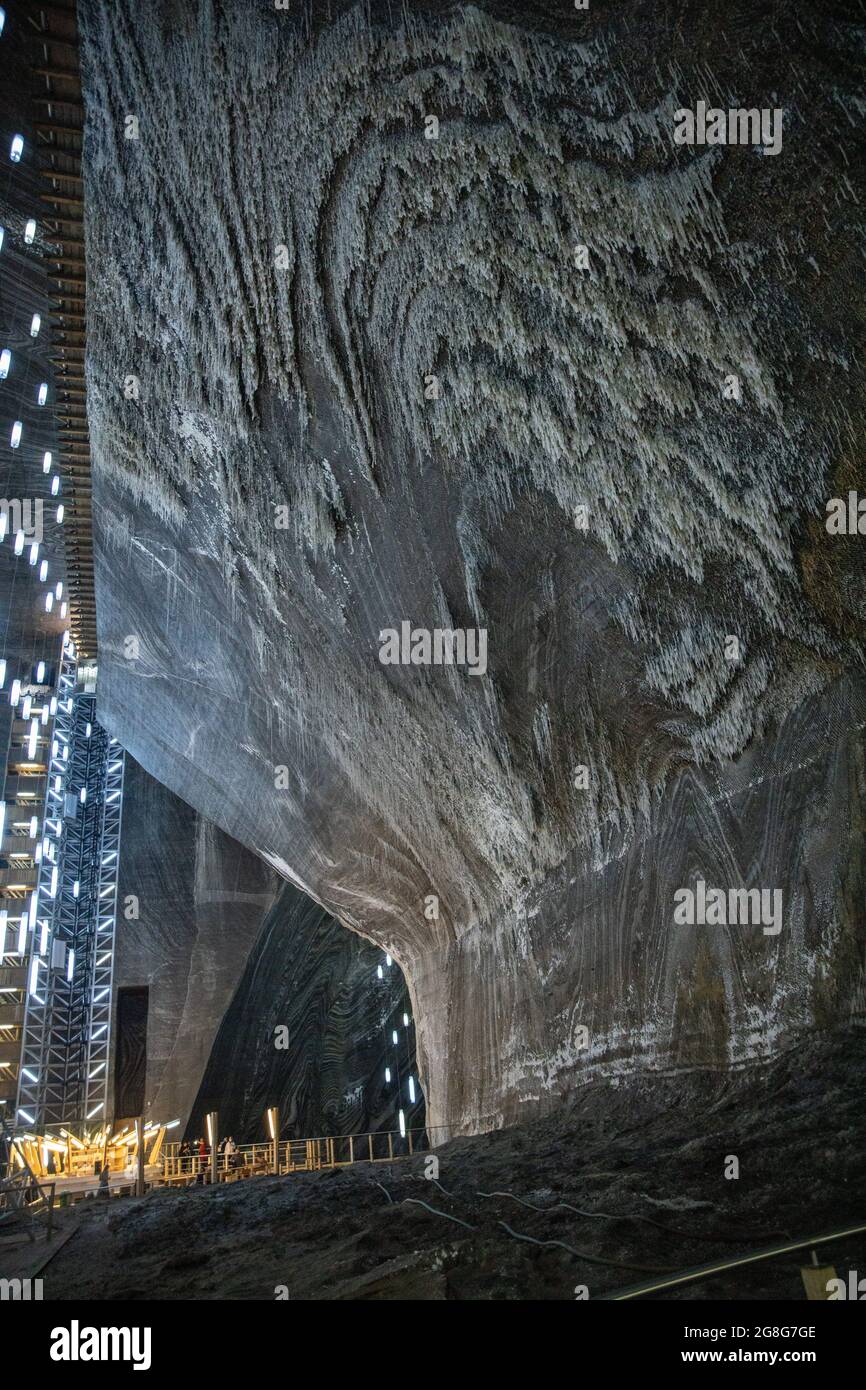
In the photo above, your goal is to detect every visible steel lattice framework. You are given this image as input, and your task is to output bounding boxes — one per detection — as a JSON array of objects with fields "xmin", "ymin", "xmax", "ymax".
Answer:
[{"xmin": 15, "ymin": 653, "xmax": 124, "ymax": 1132}]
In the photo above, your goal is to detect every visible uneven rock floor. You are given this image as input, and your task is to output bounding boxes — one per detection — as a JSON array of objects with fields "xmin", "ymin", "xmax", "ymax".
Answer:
[{"xmin": 42, "ymin": 1033, "xmax": 865, "ymax": 1300}]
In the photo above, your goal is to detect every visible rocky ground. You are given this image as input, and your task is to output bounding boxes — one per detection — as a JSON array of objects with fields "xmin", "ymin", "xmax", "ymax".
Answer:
[{"xmin": 40, "ymin": 1030, "xmax": 865, "ymax": 1300}]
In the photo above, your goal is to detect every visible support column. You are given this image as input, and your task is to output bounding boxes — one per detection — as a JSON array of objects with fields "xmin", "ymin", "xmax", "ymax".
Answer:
[
  {"xmin": 207, "ymin": 1111, "xmax": 218, "ymax": 1186},
  {"xmin": 266, "ymin": 1106, "xmax": 279, "ymax": 1173},
  {"xmin": 134, "ymin": 1117, "xmax": 145, "ymax": 1197}
]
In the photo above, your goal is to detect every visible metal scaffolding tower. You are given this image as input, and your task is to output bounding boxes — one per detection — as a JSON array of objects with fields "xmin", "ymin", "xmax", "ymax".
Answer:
[{"xmin": 15, "ymin": 650, "xmax": 124, "ymax": 1131}]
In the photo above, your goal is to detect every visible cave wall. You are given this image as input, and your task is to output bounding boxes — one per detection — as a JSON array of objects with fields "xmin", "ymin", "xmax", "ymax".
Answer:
[
  {"xmin": 188, "ymin": 885, "xmax": 423, "ymax": 1143},
  {"xmin": 113, "ymin": 754, "xmax": 423, "ymax": 1139},
  {"xmin": 83, "ymin": 0, "xmax": 866, "ymax": 1134},
  {"xmin": 111, "ymin": 754, "xmax": 280, "ymax": 1126}
]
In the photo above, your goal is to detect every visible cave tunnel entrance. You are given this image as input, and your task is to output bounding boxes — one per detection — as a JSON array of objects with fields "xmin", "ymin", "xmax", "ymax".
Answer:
[{"xmin": 185, "ymin": 888, "xmax": 426, "ymax": 1148}]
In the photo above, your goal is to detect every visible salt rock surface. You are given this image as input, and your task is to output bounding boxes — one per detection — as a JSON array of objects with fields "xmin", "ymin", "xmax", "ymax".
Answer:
[{"xmin": 80, "ymin": 0, "xmax": 865, "ymax": 1132}]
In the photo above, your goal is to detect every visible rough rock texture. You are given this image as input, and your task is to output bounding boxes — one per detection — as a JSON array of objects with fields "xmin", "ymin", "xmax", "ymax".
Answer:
[
  {"xmin": 40, "ymin": 1030, "xmax": 866, "ymax": 1301},
  {"xmin": 187, "ymin": 885, "xmax": 424, "ymax": 1142},
  {"xmin": 81, "ymin": 0, "xmax": 866, "ymax": 1133},
  {"xmin": 114, "ymin": 755, "xmax": 422, "ymax": 1138},
  {"xmin": 112, "ymin": 754, "xmax": 280, "ymax": 1126}
]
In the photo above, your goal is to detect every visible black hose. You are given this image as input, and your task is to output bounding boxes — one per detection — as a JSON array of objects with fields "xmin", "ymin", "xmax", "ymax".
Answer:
[
  {"xmin": 498, "ymin": 1221, "xmax": 675, "ymax": 1273},
  {"xmin": 402, "ymin": 1197, "xmax": 477, "ymax": 1231},
  {"xmin": 477, "ymin": 1188, "xmax": 789, "ymax": 1244}
]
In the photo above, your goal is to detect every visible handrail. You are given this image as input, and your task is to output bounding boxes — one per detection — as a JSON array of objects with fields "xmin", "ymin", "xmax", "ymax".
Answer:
[
  {"xmin": 0, "ymin": 1177, "xmax": 56, "ymax": 1238},
  {"xmin": 595, "ymin": 1221, "xmax": 866, "ymax": 1300},
  {"xmin": 164, "ymin": 1122, "xmax": 447, "ymax": 1155},
  {"xmin": 161, "ymin": 1124, "xmax": 444, "ymax": 1182}
]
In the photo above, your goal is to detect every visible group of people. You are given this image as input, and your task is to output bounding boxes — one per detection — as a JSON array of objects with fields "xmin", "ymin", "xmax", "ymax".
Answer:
[{"xmin": 178, "ymin": 1136, "xmax": 240, "ymax": 1167}]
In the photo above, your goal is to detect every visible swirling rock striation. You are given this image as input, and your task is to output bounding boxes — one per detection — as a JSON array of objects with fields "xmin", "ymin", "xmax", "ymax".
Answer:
[{"xmin": 82, "ymin": 0, "xmax": 866, "ymax": 1132}]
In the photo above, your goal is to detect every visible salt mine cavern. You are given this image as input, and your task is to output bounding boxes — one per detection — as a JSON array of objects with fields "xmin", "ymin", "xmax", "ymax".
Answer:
[{"xmin": 0, "ymin": 0, "xmax": 863, "ymax": 1342}]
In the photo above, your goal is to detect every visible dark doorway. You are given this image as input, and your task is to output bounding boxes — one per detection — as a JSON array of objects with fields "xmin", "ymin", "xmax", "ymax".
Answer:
[{"xmin": 114, "ymin": 986, "xmax": 149, "ymax": 1118}]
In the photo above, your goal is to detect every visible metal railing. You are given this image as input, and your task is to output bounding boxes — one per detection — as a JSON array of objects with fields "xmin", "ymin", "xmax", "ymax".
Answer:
[
  {"xmin": 162, "ymin": 1125, "xmax": 445, "ymax": 1183},
  {"xmin": 0, "ymin": 1176, "xmax": 55, "ymax": 1240},
  {"xmin": 596, "ymin": 1221, "xmax": 866, "ymax": 1300},
  {"xmin": 0, "ymin": 1114, "xmax": 55, "ymax": 1240}
]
